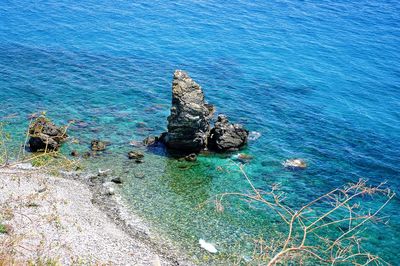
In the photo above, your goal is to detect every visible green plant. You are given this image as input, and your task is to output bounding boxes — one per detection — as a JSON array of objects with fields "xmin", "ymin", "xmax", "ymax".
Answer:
[
  {"xmin": 0, "ymin": 122, "xmax": 11, "ymax": 166},
  {"xmin": 1, "ymin": 113, "xmax": 82, "ymax": 172},
  {"xmin": 0, "ymin": 223, "xmax": 6, "ymax": 234},
  {"xmin": 27, "ymin": 258, "xmax": 60, "ymax": 266}
]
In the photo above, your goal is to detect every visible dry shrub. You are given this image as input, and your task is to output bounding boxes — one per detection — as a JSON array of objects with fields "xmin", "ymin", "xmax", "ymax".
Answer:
[{"xmin": 212, "ymin": 162, "xmax": 395, "ymax": 265}]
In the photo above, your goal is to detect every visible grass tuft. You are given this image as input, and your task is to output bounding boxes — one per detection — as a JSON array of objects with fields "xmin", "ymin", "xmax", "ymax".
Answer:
[{"xmin": 0, "ymin": 223, "xmax": 7, "ymax": 234}]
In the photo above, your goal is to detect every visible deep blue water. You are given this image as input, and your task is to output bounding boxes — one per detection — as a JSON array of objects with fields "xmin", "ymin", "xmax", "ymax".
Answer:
[{"xmin": 1, "ymin": 0, "xmax": 399, "ymax": 264}]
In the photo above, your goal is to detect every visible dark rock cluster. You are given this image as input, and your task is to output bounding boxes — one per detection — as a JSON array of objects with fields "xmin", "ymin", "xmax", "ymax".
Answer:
[
  {"xmin": 208, "ymin": 115, "xmax": 249, "ymax": 151},
  {"xmin": 161, "ymin": 70, "xmax": 249, "ymax": 153},
  {"xmin": 128, "ymin": 150, "xmax": 144, "ymax": 163},
  {"xmin": 28, "ymin": 117, "xmax": 68, "ymax": 152},
  {"xmin": 91, "ymin": 140, "xmax": 107, "ymax": 151}
]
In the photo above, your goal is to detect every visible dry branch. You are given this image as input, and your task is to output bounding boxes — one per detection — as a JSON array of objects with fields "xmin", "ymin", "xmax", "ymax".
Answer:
[{"xmin": 212, "ymin": 162, "xmax": 395, "ymax": 265}]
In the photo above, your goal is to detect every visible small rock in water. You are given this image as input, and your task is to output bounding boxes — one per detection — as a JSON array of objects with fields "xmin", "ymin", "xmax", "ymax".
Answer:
[
  {"xmin": 129, "ymin": 140, "xmax": 144, "ymax": 147},
  {"xmin": 91, "ymin": 140, "xmax": 107, "ymax": 151},
  {"xmin": 90, "ymin": 127, "xmax": 101, "ymax": 133},
  {"xmin": 177, "ymin": 164, "xmax": 191, "ymax": 170},
  {"xmin": 71, "ymin": 150, "xmax": 79, "ymax": 157},
  {"xmin": 208, "ymin": 115, "xmax": 249, "ymax": 152},
  {"xmin": 83, "ymin": 151, "xmax": 92, "ymax": 158},
  {"xmin": 98, "ymin": 169, "xmax": 112, "ymax": 177},
  {"xmin": 111, "ymin": 176, "xmax": 123, "ymax": 184},
  {"xmin": 143, "ymin": 135, "xmax": 158, "ymax": 146},
  {"xmin": 248, "ymin": 131, "xmax": 261, "ymax": 141},
  {"xmin": 128, "ymin": 151, "xmax": 144, "ymax": 160},
  {"xmin": 199, "ymin": 239, "xmax": 217, "ymax": 253},
  {"xmin": 232, "ymin": 153, "xmax": 253, "ymax": 163},
  {"xmin": 74, "ymin": 120, "xmax": 89, "ymax": 128},
  {"xmin": 283, "ymin": 158, "xmax": 307, "ymax": 169},
  {"xmin": 27, "ymin": 113, "xmax": 39, "ymax": 120},
  {"xmin": 135, "ymin": 121, "xmax": 147, "ymax": 128},
  {"xmin": 70, "ymin": 138, "xmax": 80, "ymax": 144},
  {"xmin": 184, "ymin": 153, "xmax": 197, "ymax": 162},
  {"xmin": 134, "ymin": 172, "xmax": 145, "ymax": 179}
]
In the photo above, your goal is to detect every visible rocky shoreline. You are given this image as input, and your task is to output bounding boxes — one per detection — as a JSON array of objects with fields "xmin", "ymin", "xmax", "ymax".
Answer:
[
  {"xmin": 0, "ymin": 164, "xmax": 192, "ymax": 265},
  {"xmin": 25, "ymin": 70, "xmax": 250, "ymax": 160},
  {"xmin": 1, "ymin": 70, "xmax": 253, "ymax": 265}
]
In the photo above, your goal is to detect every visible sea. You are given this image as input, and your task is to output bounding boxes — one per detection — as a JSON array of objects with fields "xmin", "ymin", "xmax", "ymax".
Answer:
[{"xmin": 0, "ymin": 0, "xmax": 399, "ymax": 264}]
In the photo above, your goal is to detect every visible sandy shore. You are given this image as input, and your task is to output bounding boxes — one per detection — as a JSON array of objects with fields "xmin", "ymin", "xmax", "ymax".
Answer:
[{"xmin": 0, "ymin": 164, "xmax": 188, "ymax": 265}]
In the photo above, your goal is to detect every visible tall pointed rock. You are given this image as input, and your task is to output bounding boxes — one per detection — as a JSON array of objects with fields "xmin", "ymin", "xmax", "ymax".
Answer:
[{"xmin": 163, "ymin": 70, "xmax": 214, "ymax": 152}]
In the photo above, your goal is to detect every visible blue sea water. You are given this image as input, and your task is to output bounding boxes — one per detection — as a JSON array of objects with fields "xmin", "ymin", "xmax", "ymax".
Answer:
[{"xmin": 0, "ymin": 0, "xmax": 399, "ymax": 264}]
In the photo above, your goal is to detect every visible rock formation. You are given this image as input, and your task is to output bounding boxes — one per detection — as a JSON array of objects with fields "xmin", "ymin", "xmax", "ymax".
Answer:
[
  {"xmin": 91, "ymin": 140, "xmax": 107, "ymax": 151},
  {"xmin": 143, "ymin": 135, "xmax": 158, "ymax": 146},
  {"xmin": 28, "ymin": 117, "xmax": 68, "ymax": 152},
  {"xmin": 128, "ymin": 150, "xmax": 144, "ymax": 163},
  {"xmin": 163, "ymin": 70, "xmax": 214, "ymax": 152},
  {"xmin": 208, "ymin": 115, "xmax": 249, "ymax": 151},
  {"xmin": 160, "ymin": 70, "xmax": 249, "ymax": 153}
]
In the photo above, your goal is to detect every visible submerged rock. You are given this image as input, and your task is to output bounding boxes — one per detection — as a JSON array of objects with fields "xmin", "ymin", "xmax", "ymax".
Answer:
[
  {"xmin": 98, "ymin": 168, "xmax": 112, "ymax": 177},
  {"xmin": 283, "ymin": 158, "xmax": 307, "ymax": 169},
  {"xmin": 163, "ymin": 70, "xmax": 214, "ymax": 152},
  {"xmin": 111, "ymin": 176, "xmax": 123, "ymax": 184},
  {"xmin": 28, "ymin": 116, "xmax": 68, "ymax": 152},
  {"xmin": 232, "ymin": 153, "xmax": 253, "ymax": 163},
  {"xmin": 70, "ymin": 150, "xmax": 79, "ymax": 157},
  {"xmin": 248, "ymin": 131, "xmax": 261, "ymax": 141},
  {"xmin": 134, "ymin": 172, "xmax": 145, "ymax": 179},
  {"xmin": 91, "ymin": 140, "xmax": 107, "ymax": 151},
  {"xmin": 128, "ymin": 151, "xmax": 144, "ymax": 160},
  {"xmin": 143, "ymin": 135, "xmax": 158, "ymax": 146},
  {"xmin": 83, "ymin": 151, "xmax": 92, "ymax": 159},
  {"xmin": 130, "ymin": 140, "xmax": 144, "ymax": 147},
  {"xmin": 184, "ymin": 153, "xmax": 197, "ymax": 162},
  {"xmin": 208, "ymin": 115, "xmax": 249, "ymax": 152}
]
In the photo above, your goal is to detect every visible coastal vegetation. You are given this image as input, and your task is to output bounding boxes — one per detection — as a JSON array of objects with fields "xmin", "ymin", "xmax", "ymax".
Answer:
[
  {"xmin": 0, "ymin": 121, "xmax": 161, "ymax": 265},
  {"xmin": 0, "ymin": 223, "xmax": 7, "ymax": 234},
  {"xmin": 0, "ymin": 114, "xmax": 80, "ymax": 172},
  {"xmin": 210, "ymin": 163, "xmax": 395, "ymax": 265}
]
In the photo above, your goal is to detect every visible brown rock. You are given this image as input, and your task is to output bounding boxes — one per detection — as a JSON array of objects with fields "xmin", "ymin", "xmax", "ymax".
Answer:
[
  {"xmin": 91, "ymin": 140, "xmax": 107, "ymax": 151},
  {"xmin": 28, "ymin": 116, "xmax": 68, "ymax": 152}
]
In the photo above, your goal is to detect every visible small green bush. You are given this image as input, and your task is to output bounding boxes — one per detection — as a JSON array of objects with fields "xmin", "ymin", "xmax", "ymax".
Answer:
[{"xmin": 0, "ymin": 223, "xmax": 7, "ymax": 234}]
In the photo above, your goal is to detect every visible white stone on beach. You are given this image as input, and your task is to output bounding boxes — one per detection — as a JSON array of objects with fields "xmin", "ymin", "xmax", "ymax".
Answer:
[
  {"xmin": 199, "ymin": 239, "xmax": 217, "ymax": 253},
  {"xmin": 0, "ymin": 167, "xmax": 168, "ymax": 265},
  {"xmin": 102, "ymin": 182, "xmax": 115, "ymax": 195},
  {"xmin": 14, "ymin": 162, "xmax": 36, "ymax": 170}
]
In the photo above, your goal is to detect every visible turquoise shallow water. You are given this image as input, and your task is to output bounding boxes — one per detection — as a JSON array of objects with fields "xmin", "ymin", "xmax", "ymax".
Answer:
[{"xmin": 1, "ymin": 0, "xmax": 399, "ymax": 264}]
